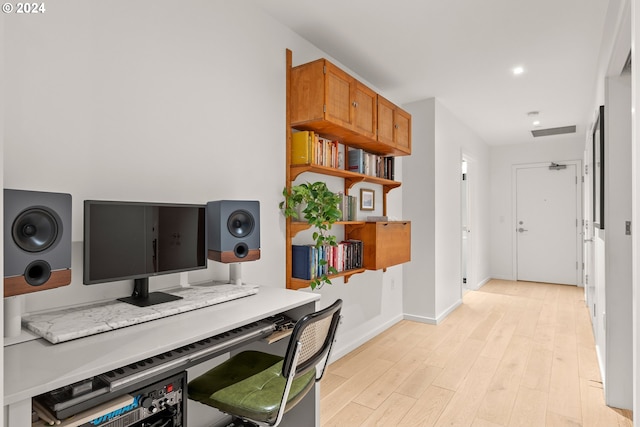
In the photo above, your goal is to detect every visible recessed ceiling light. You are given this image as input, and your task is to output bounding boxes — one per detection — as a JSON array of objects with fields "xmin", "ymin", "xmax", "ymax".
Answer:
[
  {"xmin": 533, "ymin": 120, "xmax": 540, "ymax": 126},
  {"xmin": 513, "ymin": 66, "xmax": 524, "ymax": 75}
]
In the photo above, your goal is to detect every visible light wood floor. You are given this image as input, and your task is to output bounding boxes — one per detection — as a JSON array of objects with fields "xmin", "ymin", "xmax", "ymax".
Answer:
[{"xmin": 320, "ymin": 279, "xmax": 633, "ymax": 427}]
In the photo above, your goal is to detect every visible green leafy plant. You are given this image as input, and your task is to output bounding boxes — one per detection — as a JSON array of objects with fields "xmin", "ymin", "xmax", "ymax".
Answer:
[{"xmin": 280, "ymin": 181, "xmax": 342, "ymax": 290}]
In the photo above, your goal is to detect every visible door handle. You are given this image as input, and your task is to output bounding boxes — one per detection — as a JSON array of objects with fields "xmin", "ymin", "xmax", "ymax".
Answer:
[
  {"xmin": 584, "ymin": 238, "xmax": 594, "ymax": 242},
  {"xmin": 518, "ymin": 227, "xmax": 528, "ymax": 233}
]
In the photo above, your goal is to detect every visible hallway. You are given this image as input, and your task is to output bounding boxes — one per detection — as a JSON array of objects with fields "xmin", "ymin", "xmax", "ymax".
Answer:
[{"xmin": 320, "ymin": 280, "xmax": 633, "ymax": 426}]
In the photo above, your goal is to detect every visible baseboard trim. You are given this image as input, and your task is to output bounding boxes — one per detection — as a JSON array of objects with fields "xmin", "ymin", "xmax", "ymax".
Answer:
[
  {"xmin": 404, "ymin": 299, "xmax": 463, "ymax": 325},
  {"xmin": 475, "ymin": 276, "xmax": 491, "ymax": 290},
  {"xmin": 403, "ymin": 313, "xmax": 437, "ymax": 324},
  {"xmin": 436, "ymin": 299, "xmax": 463, "ymax": 323},
  {"xmin": 488, "ymin": 274, "xmax": 514, "ymax": 281}
]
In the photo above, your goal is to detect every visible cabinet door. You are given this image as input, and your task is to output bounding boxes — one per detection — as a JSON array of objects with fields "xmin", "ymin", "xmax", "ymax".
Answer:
[
  {"xmin": 377, "ymin": 96, "xmax": 395, "ymax": 145},
  {"xmin": 394, "ymin": 107, "xmax": 411, "ymax": 154},
  {"xmin": 325, "ymin": 63, "xmax": 354, "ymax": 129},
  {"xmin": 372, "ymin": 222, "xmax": 411, "ymax": 269},
  {"xmin": 352, "ymin": 83, "xmax": 377, "ymax": 139},
  {"xmin": 290, "ymin": 59, "xmax": 326, "ymax": 125},
  {"xmin": 346, "ymin": 222, "xmax": 411, "ymax": 270}
]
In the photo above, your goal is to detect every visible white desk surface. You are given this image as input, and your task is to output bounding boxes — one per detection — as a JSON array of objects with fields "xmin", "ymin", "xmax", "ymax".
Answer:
[{"xmin": 4, "ymin": 285, "xmax": 319, "ymax": 406}]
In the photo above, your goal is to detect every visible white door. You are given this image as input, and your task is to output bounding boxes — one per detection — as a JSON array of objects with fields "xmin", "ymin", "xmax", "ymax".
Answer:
[{"xmin": 515, "ymin": 163, "xmax": 579, "ymax": 285}]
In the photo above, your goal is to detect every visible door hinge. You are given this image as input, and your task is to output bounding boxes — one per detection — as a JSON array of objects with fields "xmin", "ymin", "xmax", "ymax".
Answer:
[
  {"xmin": 323, "ymin": 104, "xmax": 326, "ymax": 113},
  {"xmin": 576, "ymin": 261, "xmax": 579, "ymax": 270},
  {"xmin": 585, "ymin": 164, "xmax": 589, "ymax": 175},
  {"xmin": 582, "ymin": 175, "xmax": 585, "ymax": 183},
  {"xmin": 593, "ymin": 303, "xmax": 596, "ymax": 317},
  {"xmin": 585, "ymin": 273, "xmax": 589, "ymax": 285},
  {"xmin": 323, "ymin": 65, "xmax": 326, "ymax": 74},
  {"xmin": 626, "ymin": 221, "xmax": 632, "ymax": 235}
]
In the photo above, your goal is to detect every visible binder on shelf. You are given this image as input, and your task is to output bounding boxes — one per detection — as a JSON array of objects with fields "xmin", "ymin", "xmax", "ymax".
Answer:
[
  {"xmin": 291, "ymin": 131, "xmax": 314, "ymax": 165},
  {"xmin": 292, "ymin": 245, "xmax": 313, "ymax": 280}
]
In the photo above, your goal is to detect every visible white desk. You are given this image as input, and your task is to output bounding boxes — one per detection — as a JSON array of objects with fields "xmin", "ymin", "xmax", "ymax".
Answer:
[{"xmin": 4, "ymin": 285, "xmax": 320, "ymax": 426}]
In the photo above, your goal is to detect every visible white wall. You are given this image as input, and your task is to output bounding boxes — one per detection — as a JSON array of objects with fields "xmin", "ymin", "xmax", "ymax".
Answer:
[
  {"xmin": 0, "ymin": 8, "xmax": 5, "ymax": 420},
  {"xmin": 603, "ymin": 73, "xmax": 633, "ymax": 408},
  {"xmin": 2, "ymin": 0, "xmax": 404, "ymax": 374},
  {"xmin": 434, "ymin": 101, "xmax": 491, "ymax": 314},
  {"xmin": 489, "ymin": 137, "xmax": 584, "ymax": 280},
  {"xmin": 403, "ymin": 99, "xmax": 437, "ymax": 321},
  {"xmin": 403, "ymin": 98, "xmax": 490, "ymax": 323},
  {"xmin": 632, "ymin": 0, "xmax": 640, "ymax": 415}
]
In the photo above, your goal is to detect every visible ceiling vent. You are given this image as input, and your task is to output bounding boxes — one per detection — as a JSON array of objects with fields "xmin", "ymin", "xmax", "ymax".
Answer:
[{"xmin": 531, "ymin": 125, "xmax": 577, "ymax": 138}]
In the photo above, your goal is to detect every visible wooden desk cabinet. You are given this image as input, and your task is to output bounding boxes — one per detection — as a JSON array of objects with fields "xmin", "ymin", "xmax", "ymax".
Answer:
[{"xmin": 346, "ymin": 221, "xmax": 411, "ymax": 270}]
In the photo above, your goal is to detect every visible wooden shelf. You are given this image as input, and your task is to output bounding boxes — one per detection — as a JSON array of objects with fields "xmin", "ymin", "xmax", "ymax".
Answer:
[
  {"xmin": 288, "ymin": 268, "xmax": 367, "ymax": 290},
  {"xmin": 285, "ymin": 49, "xmax": 410, "ymax": 291},
  {"xmin": 290, "ymin": 164, "xmax": 401, "ymax": 191},
  {"xmin": 290, "ymin": 220, "xmax": 365, "ymax": 238}
]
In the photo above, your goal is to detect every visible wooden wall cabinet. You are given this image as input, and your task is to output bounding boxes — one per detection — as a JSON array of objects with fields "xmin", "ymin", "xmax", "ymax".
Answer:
[
  {"xmin": 377, "ymin": 95, "xmax": 412, "ymax": 155},
  {"xmin": 345, "ymin": 222, "xmax": 411, "ymax": 270},
  {"xmin": 286, "ymin": 50, "xmax": 412, "ymax": 290},
  {"xmin": 291, "ymin": 58, "xmax": 409, "ymax": 156}
]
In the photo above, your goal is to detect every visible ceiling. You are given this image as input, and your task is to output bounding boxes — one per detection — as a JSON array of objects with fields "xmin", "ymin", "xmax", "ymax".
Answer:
[{"xmin": 251, "ymin": 0, "xmax": 615, "ymax": 146}]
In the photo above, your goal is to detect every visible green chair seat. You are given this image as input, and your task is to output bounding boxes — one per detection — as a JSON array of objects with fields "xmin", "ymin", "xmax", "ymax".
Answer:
[{"xmin": 188, "ymin": 350, "xmax": 315, "ymax": 424}]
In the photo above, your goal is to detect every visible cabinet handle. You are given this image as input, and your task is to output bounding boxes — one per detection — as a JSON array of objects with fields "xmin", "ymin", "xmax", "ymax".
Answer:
[
  {"xmin": 352, "ymin": 101, "xmax": 359, "ymax": 108},
  {"xmin": 394, "ymin": 124, "xmax": 399, "ymax": 129}
]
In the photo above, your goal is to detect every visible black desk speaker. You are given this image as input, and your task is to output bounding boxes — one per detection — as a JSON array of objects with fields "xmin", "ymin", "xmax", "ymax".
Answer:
[
  {"xmin": 4, "ymin": 189, "xmax": 72, "ymax": 297},
  {"xmin": 207, "ymin": 200, "xmax": 260, "ymax": 263}
]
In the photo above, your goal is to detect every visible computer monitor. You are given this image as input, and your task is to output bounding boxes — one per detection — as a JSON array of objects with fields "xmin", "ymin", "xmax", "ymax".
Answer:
[{"xmin": 83, "ymin": 200, "xmax": 206, "ymax": 307}]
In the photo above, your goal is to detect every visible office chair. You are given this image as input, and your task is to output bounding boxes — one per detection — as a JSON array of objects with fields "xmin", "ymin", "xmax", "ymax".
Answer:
[{"xmin": 188, "ymin": 299, "xmax": 343, "ymax": 427}]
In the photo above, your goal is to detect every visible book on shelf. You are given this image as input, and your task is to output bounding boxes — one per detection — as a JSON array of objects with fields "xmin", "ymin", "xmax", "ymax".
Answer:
[
  {"xmin": 291, "ymin": 130, "xmax": 314, "ymax": 165},
  {"xmin": 348, "ymin": 148, "xmax": 364, "ymax": 173},
  {"xmin": 291, "ymin": 240, "xmax": 363, "ymax": 280},
  {"xmin": 291, "ymin": 130, "xmax": 344, "ymax": 169},
  {"xmin": 347, "ymin": 147, "xmax": 395, "ymax": 180},
  {"xmin": 338, "ymin": 192, "xmax": 357, "ymax": 221},
  {"xmin": 292, "ymin": 245, "xmax": 314, "ymax": 280},
  {"xmin": 383, "ymin": 156, "xmax": 395, "ymax": 180}
]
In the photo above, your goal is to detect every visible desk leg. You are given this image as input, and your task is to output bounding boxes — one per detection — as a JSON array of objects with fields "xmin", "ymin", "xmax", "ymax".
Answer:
[{"xmin": 5, "ymin": 399, "xmax": 31, "ymax": 426}]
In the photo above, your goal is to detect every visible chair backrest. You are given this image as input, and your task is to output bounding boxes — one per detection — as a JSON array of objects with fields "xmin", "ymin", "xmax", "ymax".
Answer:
[{"xmin": 282, "ymin": 299, "xmax": 342, "ymax": 380}]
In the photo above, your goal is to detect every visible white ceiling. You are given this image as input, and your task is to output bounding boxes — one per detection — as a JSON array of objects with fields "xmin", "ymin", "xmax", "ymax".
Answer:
[{"xmin": 251, "ymin": 0, "xmax": 616, "ymax": 146}]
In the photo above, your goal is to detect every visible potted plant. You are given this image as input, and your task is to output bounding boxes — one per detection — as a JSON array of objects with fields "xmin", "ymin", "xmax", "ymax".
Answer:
[{"xmin": 280, "ymin": 181, "xmax": 342, "ymax": 290}]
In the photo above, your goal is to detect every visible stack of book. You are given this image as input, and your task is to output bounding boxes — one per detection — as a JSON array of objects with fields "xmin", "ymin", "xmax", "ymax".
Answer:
[
  {"xmin": 347, "ymin": 148, "xmax": 395, "ymax": 180},
  {"xmin": 291, "ymin": 240, "xmax": 363, "ymax": 280},
  {"xmin": 291, "ymin": 130, "xmax": 344, "ymax": 169},
  {"xmin": 338, "ymin": 192, "xmax": 357, "ymax": 221}
]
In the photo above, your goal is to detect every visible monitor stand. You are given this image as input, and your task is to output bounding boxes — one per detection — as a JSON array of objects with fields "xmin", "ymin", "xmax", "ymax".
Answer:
[{"xmin": 118, "ymin": 278, "xmax": 183, "ymax": 307}]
